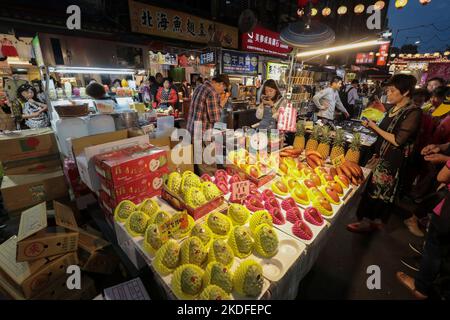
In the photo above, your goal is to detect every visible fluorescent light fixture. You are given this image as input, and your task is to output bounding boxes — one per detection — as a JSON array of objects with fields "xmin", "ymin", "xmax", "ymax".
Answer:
[
  {"xmin": 415, "ymin": 40, "xmax": 420, "ymax": 44},
  {"xmin": 48, "ymin": 66, "xmax": 136, "ymax": 75},
  {"xmin": 296, "ymin": 40, "xmax": 389, "ymax": 58},
  {"xmin": 7, "ymin": 57, "xmax": 32, "ymax": 65}
]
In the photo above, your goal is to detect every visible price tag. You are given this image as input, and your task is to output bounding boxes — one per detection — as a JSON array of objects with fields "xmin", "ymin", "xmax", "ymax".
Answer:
[
  {"xmin": 158, "ymin": 211, "xmax": 189, "ymax": 242},
  {"xmin": 332, "ymin": 154, "xmax": 345, "ymax": 168},
  {"xmin": 230, "ymin": 180, "xmax": 250, "ymax": 203}
]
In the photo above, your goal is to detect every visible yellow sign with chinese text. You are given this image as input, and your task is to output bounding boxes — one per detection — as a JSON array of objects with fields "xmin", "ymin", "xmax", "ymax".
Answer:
[{"xmin": 128, "ymin": 0, "xmax": 238, "ymax": 49}]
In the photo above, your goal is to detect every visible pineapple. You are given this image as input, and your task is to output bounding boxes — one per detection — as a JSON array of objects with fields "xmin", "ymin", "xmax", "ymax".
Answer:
[
  {"xmin": 293, "ymin": 121, "xmax": 306, "ymax": 151},
  {"xmin": 316, "ymin": 126, "xmax": 331, "ymax": 159},
  {"xmin": 305, "ymin": 126, "xmax": 320, "ymax": 152},
  {"xmin": 330, "ymin": 128, "xmax": 345, "ymax": 161},
  {"xmin": 345, "ymin": 132, "xmax": 362, "ymax": 164}
]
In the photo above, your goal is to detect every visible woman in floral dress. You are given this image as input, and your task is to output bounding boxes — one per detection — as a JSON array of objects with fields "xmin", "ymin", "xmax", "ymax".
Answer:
[{"xmin": 347, "ymin": 74, "xmax": 422, "ymax": 233}]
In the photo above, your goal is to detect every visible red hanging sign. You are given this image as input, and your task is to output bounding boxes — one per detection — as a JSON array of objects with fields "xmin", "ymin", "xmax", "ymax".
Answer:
[
  {"xmin": 241, "ymin": 25, "xmax": 293, "ymax": 57},
  {"xmin": 376, "ymin": 43, "xmax": 390, "ymax": 66}
]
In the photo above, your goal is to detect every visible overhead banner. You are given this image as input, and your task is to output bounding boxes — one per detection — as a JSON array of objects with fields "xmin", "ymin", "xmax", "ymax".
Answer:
[
  {"xmin": 356, "ymin": 53, "xmax": 374, "ymax": 64},
  {"xmin": 376, "ymin": 43, "xmax": 390, "ymax": 66},
  {"xmin": 128, "ymin": 0, "xmax": 238, "ymax": 49},
  {"xmin": 200, "ymin": 51, "xmax": 216, "ymax": 65},
  {"xmin": 241, "ymin": 25, "xmax": 292, "ymax": 57},
  {"xmin": 221, "ymin": 50, "xmax": 258, "ymax": 75}
]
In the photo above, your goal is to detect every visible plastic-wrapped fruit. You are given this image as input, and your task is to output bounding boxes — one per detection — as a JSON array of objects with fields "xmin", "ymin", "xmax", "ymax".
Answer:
[
  {"xmin": 291, "ymin": 185, "xmax": 309, "ymax": 205},
  {"xmin": 262, "ymin": 189, "xmax": 275, "ymax": 202},
  {"xmin": 249, "ymin": 210, "xmax": 273, "ymax": 234},
  {"xmin": 199, "ymin": 285, "xmax": 231, "ymax": 300},
  {"xmin": 271, "ymin": 181, "xmax": 289, "ymax": 196},
  {"xmin": 143, "ymin": 223, "xmax": 165, "ymax": 255},
  {"xmin": 180, "ymin": 236, "xmax": 207, "ymax": 266},
  {"xmin": 313, "ymin": 197, "xmax": 333, "ymax": 216},
  {"xmin": 207, "ymin": 212, "xmax": 232, "ymax": 237},
  {"xmin": 125, "ymin": 211, "xmax": 150, "ymax": 237},
  {"xmin": 245, "ymin": 195, "xmax": 265, "ymax": 212},
  {"xmin": 304, "ymin": 207, "xmax": 324, "ymax": 226},
  {"xmin": 282, "ymin": 157, "xmax": 297, "ymax": 169},
  {"xmin": 185, "ymin": 187, "xmax": 208, "ymax": 208},
  {"xmin": 172, "ymin": 212, "xmax": 195, "ymax": 239},
  {"xmin": 201, "ymin": 174, "xmax": 212, "ymax": 182},
  {"xmin": 314, "ymin": 166, "xmax": 328, "ymax": 176},
  {"xmin": 228, "ymin": 203, "xmax": 250, "ymax": 226},
  {"xmin": 190, "ymin": 223, "xmax": 214, "ymax": 246},
  {"xmin": 320, "ymin": 174, "xmax": 335, "ymax": 186},
  {"xmin": 181, "ymin": 172, "xmax": 202, "ymax": 194},
  {"xmin": 308, "ymin": 187, "xmax": 323, "ymax": 201},
  {"xmin": 171, "ymin": 264, "xmax": 204, "ymax": 299},
  {"xmin": 301, "ymin": 167, "xmax": 314, "ymax": 178},
  {"xmin": 114, "ymin": 200, "xmax": 137, "ymax": 222},
  {"xmin": 216, "ymin": 181, "xmax": 229, "ymax": 194},
  {"xmin": 328, "ymin": 181, "xmax": 344, "ymax": 195},
  {"xmin": 233, "ymin": 260, "xmax": 264, "ymax": 297},
  {"xmin": 292, "ymin": 220, "xmax": 313, "ymax": 240},
  {"xmin": 249, "ymin": 189, "xmax": 263, "ymax": 201},
  {"xmin": 282, "ymin": 176, "xmax": 300, "ymax": 191},
  {"xmin": 309, "ymin": 174, "xmax": 322, "ymax": 187},
  {"xmin": 281, "ymin": 197, "xmax": 297, "ymax": 211},
  {"xmin": 286, "ymin": 207, "xmax": 302, "ymax": 224},
  {"xmin": 167, "ymin": 172, "xmax": 182, "ymax": 195},
  {"xmin": 208, "ymin": 239, "xmax": 234, "ymax": 267},
  {"xmin": 254, "ymin": 224, "xmax": 279, "ymax": 258},
  {"xmin": 203, "ymin": 262, "xmax": 233, "ymax": 293},
  {"xmin": 287, "ymin": 167, "xmax": 302, "ymax": 180},
  {"xmin": 228, "ymin": 226, "xmax": 253, "ymax": 258},
  {"xmin": 138, "ymin": 198, "xmax": 159, "ymax": 217},
  {"xmin": 335, "ymin": 174, "xmax": 350, "ymax": 188},
  {"xmin": 319, "ymin": 186, "xmax": 340, "ymax": 205},
  {"xmin": 149, "ymin": 210, "xmax": 171, "ymax": 226},
  {"xmin": 215, "ymin": 169, "xmax": 228, "ymax": 181},
  {"xmin": 153, "ymin": 239, "xmax": 180, "ymax": 275},
  {"xmin": 202, "ymin": 181, "xmax": 222, "ymax": 201},
  {"xmin": 228, "ymin": 174, "xmax": 241, "ymax": 185},
  {"xmin": 268, "ymin": 207, "xmax": 285, "ymax": 225}
]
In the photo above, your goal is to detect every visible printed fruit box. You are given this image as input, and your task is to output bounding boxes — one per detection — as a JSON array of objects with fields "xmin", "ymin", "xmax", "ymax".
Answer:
[
  {"xmin": 99, "ymin": 167, "xmax": 169, "ymax": 203},
  {"xmin": 94, "ymin": 144, "xmax": 168, "ymax": 187},
  {"xmin": 225, "ymin": 164, "xmax": 276, "ymax": 188},
  {"xmin": 161, "ymin": 186, "xmax": 225, "ymax": 221}
]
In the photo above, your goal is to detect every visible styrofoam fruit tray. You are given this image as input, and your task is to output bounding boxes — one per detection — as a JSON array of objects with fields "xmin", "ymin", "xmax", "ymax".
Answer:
[{"xmin": 157, "ymin": 245, "xmax": 270, "ymax": 300}]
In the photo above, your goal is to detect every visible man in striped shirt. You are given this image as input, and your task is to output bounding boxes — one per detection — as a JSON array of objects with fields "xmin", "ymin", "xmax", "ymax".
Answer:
[{"xmin": 187, "ymin": 74, "xmax": 230, "ymax": 138}]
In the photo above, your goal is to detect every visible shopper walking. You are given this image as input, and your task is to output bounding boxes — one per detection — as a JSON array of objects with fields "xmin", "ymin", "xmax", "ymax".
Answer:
[
  {"xmin": 255, "ymin": 79, "xmax": 285, "ymax": 130},
  {"xmin": 312, "ymin": 76, "xmax": 350, "ymax": 121},
  {"xmin": 347, "ymin": 74, "xmax": 422, "ymax": 233}
]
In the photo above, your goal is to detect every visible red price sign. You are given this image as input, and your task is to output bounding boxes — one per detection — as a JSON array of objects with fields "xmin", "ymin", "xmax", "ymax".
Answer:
[{"xmin": 230, "ymin": 180, "xmax": 250, "ymax": 202}]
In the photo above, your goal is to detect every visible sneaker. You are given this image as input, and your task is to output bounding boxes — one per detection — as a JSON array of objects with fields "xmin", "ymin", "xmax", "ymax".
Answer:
[
  {"xmin": 404, "ymin": 217, "xmax": 425, "ymax": 237},
  {"xmin": 400, "ymin": 256, "xmax": 421, "ymax": 272},
  {"xmin": 347, "ymin": 218, "xmax": 379, "ymax": 234},
  {"xmin": 409, "ymin": 242, "xmax": 423, "ymax": 256}
]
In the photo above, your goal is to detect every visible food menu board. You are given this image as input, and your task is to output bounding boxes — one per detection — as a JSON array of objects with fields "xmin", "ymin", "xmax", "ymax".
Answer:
[{"xmin": 221, "ymin": 50, "xmax": 258, "ymax": 75}]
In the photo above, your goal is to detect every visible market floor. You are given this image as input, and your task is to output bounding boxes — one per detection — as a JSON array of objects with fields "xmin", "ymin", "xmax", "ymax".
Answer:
[{"xmin": 296, "ymin": 208, "xmax": 422, "ymax": 300}]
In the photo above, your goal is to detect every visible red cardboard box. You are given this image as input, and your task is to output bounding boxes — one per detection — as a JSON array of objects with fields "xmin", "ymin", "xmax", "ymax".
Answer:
[
  {"xmin": 99, "ymin": 166, "xmax": 169, "ymax": 204},
  {"xmin": 94, "ymin": 144, "xmax": 168, "ymax": 186}
]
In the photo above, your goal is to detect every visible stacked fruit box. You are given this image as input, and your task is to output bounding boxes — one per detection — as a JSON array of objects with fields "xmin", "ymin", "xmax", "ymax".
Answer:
[{"xmin": 94, "ymin": 143, "xmax": 169, "ymax": 220}]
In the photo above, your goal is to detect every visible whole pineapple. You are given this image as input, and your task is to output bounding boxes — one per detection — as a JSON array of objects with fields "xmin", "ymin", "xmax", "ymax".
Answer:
[
  {"xmin": 305, "ymin": 126, "xmax": 320, "ymax": 152},
  {"xmin": 345, "ymin": 132, "xmax": 362, "ymax": 164},
  {"xmin": 316, "ymin": 126, "xmax": 331, "ymax": 159},
  {"xmin": 293, "ymin": 121, "xmax": 306, "ymax": 151},
  {"xmin": 330, "ymin": 128, "xmax": 345, "ymax": 161}
]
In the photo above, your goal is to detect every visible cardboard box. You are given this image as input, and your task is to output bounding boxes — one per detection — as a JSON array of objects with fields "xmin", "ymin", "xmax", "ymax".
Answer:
[
  {"xmin": 72, "ymin": 130, "xmax": 149, "ymax": 192},
  {"xmin": 2, "ymin": 153, "xmax": 61, "ymax": 175},
  {"xmin": 1, "ymin": 170, "xmax": 69, "ymax": 212},
  {"xmin": 16, "ymin": 201, "xmax": 79, "ymax": 262},
  {"xmin": 77, "ymin": 228, "xmax": 119, "ymax": 274},
  {"xmin": 94, "ymin": 144, "xmax": 168, "ymax": 186},
  {"xmin": 149, "ymin": 135, "xmax": 194, "ymax": 173},
  {"xmin": 0, "ymin": 236, "xmax": 78, "ymax": 299},
  {"xmin": 99, "ymin": 166, "xmax": 169, "ymax": 204},
  {"xmin": 0, "ymin": 128, "xmax": 58, "ymax": 162}
]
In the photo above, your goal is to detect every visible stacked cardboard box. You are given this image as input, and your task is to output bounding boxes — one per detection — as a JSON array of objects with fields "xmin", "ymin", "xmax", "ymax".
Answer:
[
  {"xmin": 94, "ymin": 143, "xmax": 169, "ymax": 221},
  {"xmin": 0, "ymin": 129, "xmax": 67, "ymax": 216}
]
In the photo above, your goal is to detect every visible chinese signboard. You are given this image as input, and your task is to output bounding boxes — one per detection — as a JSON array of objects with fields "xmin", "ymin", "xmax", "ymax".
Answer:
[
  {"xmin": 266, "ymin": 62, "xmax": 288, "ymax": 81},
  {"xmin": 129, "ymin": 0, "xmax": 238, "ymax": 49},
  {"xmin": 241, "ymin": 25, "xmax": 292, "ymax": 57},
  {"xmin": 200, "ymin": 51, "xmax": 215, "ymax": 65},
  {"xmin": 222, "ymin": 50, "xmax": 258, "ymax": 75},
  {"xmin": 149, "ymin": 51, "xmax": 178, "ymax": 65},
  {"xmin": 376, "ymin": 43, "xmax": 390, "ymax": 66},
  {"xmin": 355, "ymin": 53, "xmax": 374, "ymax": 64}
]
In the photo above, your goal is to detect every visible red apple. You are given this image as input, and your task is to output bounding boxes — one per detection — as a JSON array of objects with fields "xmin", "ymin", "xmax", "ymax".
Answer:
[
  {"xmin": 281, "ymin": 197, "xmax": 297, "ymax": 211},
  {"xmin": 215, "ymin": 169, "xmax": 227, "ymax": 179},
  {"xmin": 216, "ymin": 181, "xmax": 228, "ymax": 194},
  {"xmin": 248, "ymin": 166, "xmax": 260, "ymax": 179}
]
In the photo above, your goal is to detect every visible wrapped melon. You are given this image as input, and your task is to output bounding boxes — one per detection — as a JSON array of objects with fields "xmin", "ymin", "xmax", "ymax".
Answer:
[
  {"xmin": 227, "ymin": 203, "xmax": 250, "ymax": 226},
  {"xmin": 207, "ymin": 212, "xmax": 232, "ymax": 238},
  {"xmin": 171, "ymin": 264, "xmax": 204, "ymax": 299},
  {"xmin": 253, "ymin": 224, "xmax": 279, "ymax": 258},
  {"xmin": 190, "ymin": 223, "xmax": 214, "ymax": 247},
  {"xmin": 153, "ymin": 239, "xmax": 180, "ymax": 276},
  {"xmin": 143, "ymin": 223, "xmax": 165, "ymax": 255},
  {"xmin": 249, "ymin": 210, "xmax": 273, "ymax": 235},
  {"xmin": 114, "ymin": 200, "xmax": 137, "ymax": 223},
  {"xmin": 233, "ymin": 260, "xmax": 264, "ymax": 298},
  {"xmin": 208, "ymin": 239, "xmax": 234, "ymax": 267},
  {"xmin": 180, "ymin": 236, "xmax": 207, "ymax": 266},
  {"xmin": 184, "ymin": 187, "xmax": 208, "ymax": 208},
  {"xmin": 199, "ymin": 285, "xmax": 231, "ymax": 300},
  {"xmin": 125, "ymin": 211, "xmax": 150, "ymax": 237},
  {"xmin": 202, "ymin": 181, "xmax": 222, "ymax": 201},
  {"xmin": 139, "ymin": 198, "xmax": 160, "ymax": 217},
  {"xmin": 149, "ymin": 210, "xmax": 171, "ymax": 226},
  {"xmin": 203, "ymin": 262, "xmax": 233, "ymax": 293},
  {"xmin": 180, "ymin": 172, "xmax": 202, "ymax": 195},
  {"xmin": 228, "ymin": 226, "xmax": 254, "ymax": 259},
  {"xmin": 166, "ymin": 172, "xmax": 182, "ymax": 195}
]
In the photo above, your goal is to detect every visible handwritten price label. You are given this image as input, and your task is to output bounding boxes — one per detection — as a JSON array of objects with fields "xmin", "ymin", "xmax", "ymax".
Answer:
[
  {"xmin": 332, "ymin": 154, "xmax": 345, "ymax": 168},
  {"xmin": 230, "ymin": 180, "xmax": 250, "ymax": 202},
  {"xmin": 159, "ymin": 211, "xmax": 189, "ymax": 242}
]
